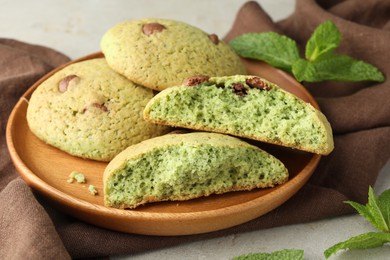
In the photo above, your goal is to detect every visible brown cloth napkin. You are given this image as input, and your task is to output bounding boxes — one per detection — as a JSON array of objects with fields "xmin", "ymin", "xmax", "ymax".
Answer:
[{"xmin": 1, "ymin": 0, "xmax": 389, "ymax": 258}]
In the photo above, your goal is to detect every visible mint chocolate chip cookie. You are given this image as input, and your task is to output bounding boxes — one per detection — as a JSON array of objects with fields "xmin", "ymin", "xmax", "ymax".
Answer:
[
  {"xmin": 27, "ymin": 58, "xmax": 170, "ymax": 161},
  {"xmin": 101, "ymin": 18, "xmax": 246, "ymax": 91},
  {"xmin": 103, "ymin": 132, "xmax": 288, "ymax": 209},
  {"xmin": 143, "ymin": 75, "xmax": 334, "ymax": 155}
]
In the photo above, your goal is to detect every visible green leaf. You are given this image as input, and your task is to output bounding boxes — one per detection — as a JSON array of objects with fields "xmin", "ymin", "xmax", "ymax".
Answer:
[
  {"xmin": 291, "ymin": 58, "xmax": 314, "ymax": 82},
  {"xmin": 292, "ymin": 54, "xmax": 385, "ymax": 82},
  {"xmin": 325, "ymin": 188, "xmax": 390, "ymax": 258},
  {"xmin": 378, "ymin": 189, "xmax": 390, "ymax": 231},
  {"xmin": 345, "ymin": 200, "xmax": 377, "ymax": 229},
  {"xmin": 229, "ymin": 32, "xmax": 300, "ymax": 73},
  {"xmin": 345, "ymin": 187, "xmax": 389, "ymax": 232},
  {"xmin": 367, "ymin": 186, "xmax": 389, "ymax": 232},
  {"xmin": 232, "ymin": 249, "xmax": 304, "ymax": 260},
  {"xmin": 305, "ymin": 20, "xmax": 341, "ymax": 62},
  {"xmin": 229, "ymin": 21, "xmax": 385, "ymax": 84},
  {"xmin": 324, "ymin": 232, "xmax": 390, "ymax": 259}
]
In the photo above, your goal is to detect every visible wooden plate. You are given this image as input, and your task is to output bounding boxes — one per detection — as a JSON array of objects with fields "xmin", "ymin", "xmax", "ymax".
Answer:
[{"xmin": 6, "ymin": 53, "xmax": 321, "ymax": 236}]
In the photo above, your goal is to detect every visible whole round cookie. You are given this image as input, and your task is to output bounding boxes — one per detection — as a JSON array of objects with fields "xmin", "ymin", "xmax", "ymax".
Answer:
[
  {"xmin": 27, "ymin": 58, "xmax": 171, "ymax": 161},
  {"xmin": 101, "ymin": 18, "xmax": 246, "ymax": 91}
]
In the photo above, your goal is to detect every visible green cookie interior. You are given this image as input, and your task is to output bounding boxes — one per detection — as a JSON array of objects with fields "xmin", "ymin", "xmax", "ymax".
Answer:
[
  {"xmin": 104, "ymin": 132, "xmax": 288, "ymax": 209},
  {"xmin": 144, "ymin": 75, "xmax": 334, "ymax": 155}
]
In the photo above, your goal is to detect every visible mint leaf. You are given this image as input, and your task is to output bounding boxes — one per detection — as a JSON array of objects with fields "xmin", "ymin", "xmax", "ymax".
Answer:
[
  {"xmin": 229, "ymin": 32, "xmax": 300, "ymax": 73},
  {"xmin": 292, "ymin": 54, "xmax": 385, "ymax": 82},
  {"xmin": 324, "ymin": 232, "xmax": 390, "ymax": 259},
  {"xmin": 367, "ymin": 186, "xmax": 389, "ymax": 232},
  {"xmin": 345, "ymin": 187, "xmax": 389, "ymax": 232},
  {"xmin": 345, "ymin": 200, "xmax": 378, "ymax": 229},
  {"xmin": 305, "ymin": 20, "xmax": 341, "ymax": 62},
  {"xmin": 291, "ymin": 59, "xmax": 313, "ymax": 82},
  {"xmin": 325, "ymin": 188, "xmax": 390, "ymax": 258},
  {"xmin": 233, "ymin": 249, "xmax": 304, "ymax": 260},
  {"xmin": 230, "ymin": 20, "xmax": 385, "ymax": 84},
  {"xmin": 378, "ymin": 189, "xmax": 390, "ymax": 230}
]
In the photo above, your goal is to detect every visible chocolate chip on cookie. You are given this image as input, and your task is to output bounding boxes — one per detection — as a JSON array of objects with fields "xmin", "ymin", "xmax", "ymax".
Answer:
[
  {"xmin": 183, "ymin": 75, "xmax": 210, "ymax": 86},
  {"xmin": 232, "ymin": 82, "xmax": 248, "ymax": 96},
  {"xmin": 58, "ymin": 75, "xmax": 79, "ymax": 92},
  {"xmin": 208, "ymin": 34, "xmax": 219, "ymax": 45},
  {"xmin": 142, "ymin": 23, "xmax": 166, "ymax": 36},
  {"xmin": 92, "ymin": 103, "xmax": 109, "ymax": 112},
  {"xmin": 246, "ymin": 77, "xmax": 272, "ymax": 91}
]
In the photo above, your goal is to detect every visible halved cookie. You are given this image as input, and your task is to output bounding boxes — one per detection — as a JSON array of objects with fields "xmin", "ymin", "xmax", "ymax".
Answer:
[
  {"xmin": 103, "ymin": 132, "xmax": 288, "ymax": 209},
  {"xmin": 143, "ymin": 75, "xmax": 334, "ymax": 155}
]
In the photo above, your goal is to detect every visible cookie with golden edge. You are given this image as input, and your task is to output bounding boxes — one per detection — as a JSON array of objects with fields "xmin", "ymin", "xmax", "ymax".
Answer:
[
  {"xmin": 101, "ymin": 18, "xmax": 246, "ymax": 91},
  {"xmin": 27, "ymin": 58, "xmax": 171, "ymax": 161}
]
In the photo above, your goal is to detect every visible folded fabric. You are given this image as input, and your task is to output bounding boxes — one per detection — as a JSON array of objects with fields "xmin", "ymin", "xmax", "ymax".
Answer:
[
  {"xmin": 1, "ymin": 0, "xmax": 389, "ymax": 258},
  {"xmin": 0, "ymin": 39, "xmax": 71, "ymax": 259}
]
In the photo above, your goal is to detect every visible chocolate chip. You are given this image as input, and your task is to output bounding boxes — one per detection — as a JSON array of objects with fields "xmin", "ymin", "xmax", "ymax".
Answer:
[
  {"xmin": 245, "ymin": 77, "xmax": 272, "ymax": 91},
  {"xmin": 215, "ymin": 83, "xmax": 225, "ymax": 88},
  {"xmin": 92, "ymin": 103, "xmax": 109, "ymax": 112},
  {"xmin": 82, "ymin": 103, "xmax": 109, "ymax": 114},
  {"xmin": 208, "ymin": 34, "xmax": 219, "ymax": 45},
  {"xmin": 58, "ymin": 75, "xmax": 79, "ymax": 92},
  {"xmin": 142, "ymin": 23, "xmax": 166, "ymax": 36},
  {"xmin": 183, "ymin": 75, "xmax": 210, "ymax": 86},
  {"xmin": 232, "ymin": 83, "xmax": 248, "ymax": 96}
]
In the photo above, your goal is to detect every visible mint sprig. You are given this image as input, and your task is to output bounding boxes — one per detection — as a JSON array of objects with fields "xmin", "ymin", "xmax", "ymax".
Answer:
[
  {"xmin": 324, "ymin": 232, "xmax": 390, "ymax": 259},
  {"xmin": 292, "ymin": 55, "xmax": 385, "ymax": 82},
  {"xmin": 305, "ymin": 20, "xmax": 340, "ymax": 62},
  {"xmin": 228, "ymin": 32, "xmax": 300, "ymax": 73},
  {"xmin": 232, "ymin": 249, "xmax": 304, "ymax": 260},
  {"xmin": 324, "ymin": 187, "xmax": 390, "ymax": 258},
  {"xmin": 230, "ymin": 187, "xmax": 390, "ymax": 259},
  {"xmin": 230, "ymin": 20, "xmax": 385, "ymax": 83},
  {"xmin": 346, "ymin": 187, "xmax": 390, "ymax": 232}
]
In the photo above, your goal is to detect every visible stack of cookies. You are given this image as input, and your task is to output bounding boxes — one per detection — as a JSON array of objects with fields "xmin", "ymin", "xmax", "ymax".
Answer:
[{"xmin": 26, "ymin": 18, "xmax": 334, "ymax": 209}]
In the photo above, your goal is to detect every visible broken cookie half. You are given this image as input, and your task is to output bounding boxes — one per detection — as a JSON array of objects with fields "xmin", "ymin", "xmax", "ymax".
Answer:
[
  {"xmin": 143, "ymin": 75, "xmax": 334, "ymax": 155},
  {"xmin": 104, "ymin": 132, "xmax": 288, "ymax": 209}
]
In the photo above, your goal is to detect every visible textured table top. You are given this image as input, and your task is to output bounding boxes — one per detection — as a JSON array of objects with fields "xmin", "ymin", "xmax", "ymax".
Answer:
[{"xmin": 2, "ymin": 0, "xmax": 389, "ymax": 259}]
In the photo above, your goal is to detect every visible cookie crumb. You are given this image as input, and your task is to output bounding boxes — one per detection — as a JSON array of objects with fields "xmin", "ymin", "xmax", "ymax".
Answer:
[
  {"xmin": 88, "ymin": 185, "xmax": 98, "ymax": 196},
  {"xmin": 67, "ymin": 171, "xmax": 86, "ymax": 183}
]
